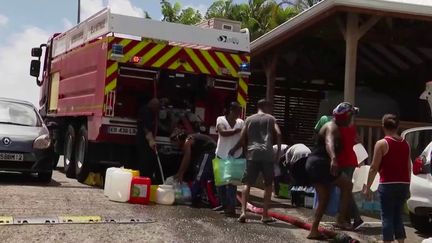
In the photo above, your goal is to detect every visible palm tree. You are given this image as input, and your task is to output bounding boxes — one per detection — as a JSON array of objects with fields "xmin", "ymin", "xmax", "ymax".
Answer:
[
  {"xmin": 278, "ymin": 0, "xmax": 322, "ymax": 11},
  {"xmin": 205, "ymin": 0, "xmax": 235, "ymax": 19},
  {"xmin": 270, "ymin": 1, "xmax": 299, "ymax": 29},
  {"xmin": 203, "ymin": 0, "xmax": 299, "ymax": 40}
]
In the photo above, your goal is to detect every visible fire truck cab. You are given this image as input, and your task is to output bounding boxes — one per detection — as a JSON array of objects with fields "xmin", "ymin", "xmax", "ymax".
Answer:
[{"xmin": 29, "ymin": 8, "xmax": 250, "ymax": 183}]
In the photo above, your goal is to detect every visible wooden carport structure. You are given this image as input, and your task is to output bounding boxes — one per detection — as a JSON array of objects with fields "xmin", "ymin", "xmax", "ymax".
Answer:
[{"xmin": 249, "ymin": 0, "xmax": 432, "ymax": 150}]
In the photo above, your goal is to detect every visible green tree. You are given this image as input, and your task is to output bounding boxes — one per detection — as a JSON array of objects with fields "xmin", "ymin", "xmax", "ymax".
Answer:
[
  {"xmin": 244, "ymin": 0, "xmax": 299, "ymax": 40},
  {"xmin": 279, "ymin": 0, "xmax": 322, "ymax": 11},
  {"xmin": 160, "ymin": 0, "xmax": 202, "ymax": 25},
  {"xmin": 243, "ymin": 0, "xmax": 276, "ymax": 40},
  {"xmin": 178, "ymin": 7, "xmax": 203, "ymax": 25},
  {"xmin": 205, "ymin": 0, "xmax": 234, "ymax": 19},
  {"xmin": 270, "ymin": 2, "xmax": 299, "ymax": 28},
  {"xmin": 204, "ymin": 0, "xmax": 299, "ymax": 41}
]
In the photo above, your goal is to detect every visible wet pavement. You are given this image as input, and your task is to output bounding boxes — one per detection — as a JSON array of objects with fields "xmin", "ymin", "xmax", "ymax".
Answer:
[
  {"xmin": 0, "ymin": 169, "xmax": 429, "ymax": 243},
  {"xmin": 0, "ymin": 170, "xmax": 310, "ymax": 243},
  {"xmin": 248, "ymin": 188, "xmax": 430, "ymax": 243}
]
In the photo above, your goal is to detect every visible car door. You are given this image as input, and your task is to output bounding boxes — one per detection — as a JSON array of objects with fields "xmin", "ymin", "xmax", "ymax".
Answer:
[{"xmin": 402, "ymin": 127, "xmax": 432, "ymax": 209}]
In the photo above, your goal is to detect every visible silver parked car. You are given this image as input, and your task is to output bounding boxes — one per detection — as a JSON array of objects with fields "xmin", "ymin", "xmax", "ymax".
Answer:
[{"xmin": 0, "ymin": 98, "xmax": 53, "ymax": 182}]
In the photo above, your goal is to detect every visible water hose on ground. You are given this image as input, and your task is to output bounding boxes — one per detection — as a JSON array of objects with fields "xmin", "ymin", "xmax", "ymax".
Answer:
[{"xmin": 237, "ymin": 195, "xmax": 359, "ymax": 242}]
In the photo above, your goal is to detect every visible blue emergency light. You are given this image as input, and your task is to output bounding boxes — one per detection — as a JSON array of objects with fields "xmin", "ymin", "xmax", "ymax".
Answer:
[
  {"xmin": 112, "ymin": 44, "xmax": 124, "ymax": 55},
  {"xmin": 238, "ymin": 62, "xmax": 251, "ymax": 76},
  {"xmin": 111, "ymin": 44, "xmax": 124, "ymax": 61},
  {"xmin": 239, "ymin": 62, "xmax": 250, "ymax": 72}
]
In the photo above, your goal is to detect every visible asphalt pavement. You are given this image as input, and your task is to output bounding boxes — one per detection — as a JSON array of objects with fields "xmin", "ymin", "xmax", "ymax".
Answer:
[
  {"xmin": 0, "ymin": 170, "xmax": 312, "ymax": 243},
  {"xmin": 0, "ymin": 167, "xmax": 429, "ymax": 243}
]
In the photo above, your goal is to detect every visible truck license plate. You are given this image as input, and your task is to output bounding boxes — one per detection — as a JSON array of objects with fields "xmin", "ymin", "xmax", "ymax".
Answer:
[
  {"xmin": 0, "ymin": 153, "xmax": 24, "ymax": 161},
  {"xmin": 107, "ymin": 126, "xmax": 137, "ymax": 136}
]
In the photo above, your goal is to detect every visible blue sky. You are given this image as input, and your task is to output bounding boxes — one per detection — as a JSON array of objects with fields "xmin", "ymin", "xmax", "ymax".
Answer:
[
  {"xmin": 0, "ymin": 0, "xmax": 246, "ymax": 106},
  {"xmin": 1, "ymin": 0, "xmax": 246, "ymax": 33}
]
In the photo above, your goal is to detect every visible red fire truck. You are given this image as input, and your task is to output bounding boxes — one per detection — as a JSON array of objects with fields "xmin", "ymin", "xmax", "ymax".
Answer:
[{"xmin": 29, "ymin": 8, "xmax": 250, "ymax": 182}]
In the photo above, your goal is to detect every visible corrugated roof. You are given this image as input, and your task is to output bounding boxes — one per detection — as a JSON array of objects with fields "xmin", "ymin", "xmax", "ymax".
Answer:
[{"xmin": 251, "ymin": 0, "xmax": 432, "ymax": 54}]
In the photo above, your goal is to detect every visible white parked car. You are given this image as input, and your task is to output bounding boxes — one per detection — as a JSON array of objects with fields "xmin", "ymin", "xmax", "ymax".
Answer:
[{"xmin": 402, "ymin": 127, "xmax": 432, "ymax": 233}]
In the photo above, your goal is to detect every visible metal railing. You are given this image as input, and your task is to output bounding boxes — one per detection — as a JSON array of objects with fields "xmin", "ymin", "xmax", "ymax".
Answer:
[{"xmin": 356, "ymin": 118, "xmax": 430, "ymax": 163}]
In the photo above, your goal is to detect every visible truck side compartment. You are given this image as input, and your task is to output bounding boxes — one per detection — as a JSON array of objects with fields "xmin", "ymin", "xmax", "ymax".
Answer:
[{"xmin": 50, "ymin": 39, "xmax": 107, "ymax": 118}]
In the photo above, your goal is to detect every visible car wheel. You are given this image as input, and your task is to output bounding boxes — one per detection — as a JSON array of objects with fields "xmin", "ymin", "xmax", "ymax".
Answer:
[
  {"xmin": 63, "ymin": 125, "xmax": 76, "ymax": 178},
  {"xmin": 409, "ymin": 211, "xmax": 432, "ymax": 233},
  {"xmin": 75, "ymin": 125, "xmax": 91, "ymax": 183},
  {"xmin": 38, "ymin": 171, "xmax": 53, "ymax": 183}
]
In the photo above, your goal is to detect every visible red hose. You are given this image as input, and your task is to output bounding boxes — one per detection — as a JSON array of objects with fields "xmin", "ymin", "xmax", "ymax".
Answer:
[{"xmin": 238, "ymin": 195, "xmax": 337, "ymax": 238}]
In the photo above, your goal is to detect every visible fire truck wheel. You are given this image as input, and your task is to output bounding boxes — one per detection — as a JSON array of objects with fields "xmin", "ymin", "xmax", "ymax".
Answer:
[
  {"xmin": 75, "ymin": 125, "xmax": 91, "ymax": 183},
  {"xmin": 63, "ymin": 125, "xmax": 76, "ymax": 178}
]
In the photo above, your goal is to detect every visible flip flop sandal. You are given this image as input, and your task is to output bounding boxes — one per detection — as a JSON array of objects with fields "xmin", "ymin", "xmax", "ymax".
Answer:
[
  {"xmin": 261, "ymin": 217, "xmax": 277, "ymax": 224},
  {"xmin": 307, "ymin": 234, "xmax": 328, "ymax": 241}
]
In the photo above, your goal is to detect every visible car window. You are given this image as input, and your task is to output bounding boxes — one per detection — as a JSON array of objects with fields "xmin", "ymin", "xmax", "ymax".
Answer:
[
  {"xmin": 0, "ymin": 101, "xmax": 41, "ymax": 127},
  {"xmin": 403, "ymin": 129, "xmax": 432, "ymax": 162}
]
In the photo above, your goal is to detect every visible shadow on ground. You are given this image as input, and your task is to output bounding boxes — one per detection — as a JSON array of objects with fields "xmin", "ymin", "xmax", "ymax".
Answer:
[
  {"xmin": 0, "ymin": 172, "xmax": 62, "ymax": 186},
  {"xmin": 0, "ymin": 168, "xmax": 103, "ymax": 190}
]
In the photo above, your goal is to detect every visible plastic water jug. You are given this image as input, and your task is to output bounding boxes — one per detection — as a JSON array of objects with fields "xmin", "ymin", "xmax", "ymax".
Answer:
[
  {"xmin": 304, "ymin": 187, "xmax": 315, "ymax": 209},
  {"xmin": 150, "ymin": 185, "xmax": 158, "ymax": 203},
  {"xmin": 124, "ymin": 169, "xmax": 140, "ymax": 177},
  {"xmin": 156, "ymin": 185, "xmax": 175, "ymax": 205},
  {"xmin": 353, "ymin": 143, "xmax": 368, "ymax": 164},
  {"xmin": 352, "ymin": 165, "xmax": 380, "ymax": 192},
  {"xmin": 313, "ymin": 186, "xmax": 340, "ymax": 216},
  {"xmin": 108, "ymin": 170, "xmax": 133, "ymax": 202},
  {"xmin": 291, "ymin": 186, "xmax": 305, "ymax": 207},
  {"xmin": 104, "ymin": 167, "xmax": 122, "ymax": 197},
  {"xmin": 129, "ymin": 177, "xmax": 151, "ymax": 205},
  {"xmin": 174, "ymin": 182, "xmax": 192, "ymax": 205}
]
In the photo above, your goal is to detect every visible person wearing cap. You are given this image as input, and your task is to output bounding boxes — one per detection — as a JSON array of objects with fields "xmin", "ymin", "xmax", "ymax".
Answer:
[
  {"xmin": 335, "ymin": 103, "xmax": 365, "ymax": 230},
  {"xmin": 305, "ymin": 102, "xmax": 355, "ymax": 240}
]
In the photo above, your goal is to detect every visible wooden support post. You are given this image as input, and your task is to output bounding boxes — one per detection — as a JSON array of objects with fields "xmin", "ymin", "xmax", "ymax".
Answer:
[
  {"xmin": 263, "ymin": 53, "xmax": 279, "ymax": 113},
  {"xmin": 344, "ymin": 13, "xmax": 359, "ymax": 104},
  {"xmin": 341, "ymin": 13, "xmax": 381, "ymax": 105}
]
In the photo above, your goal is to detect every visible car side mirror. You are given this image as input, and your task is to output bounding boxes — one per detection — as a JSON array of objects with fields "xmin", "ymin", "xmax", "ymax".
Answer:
[
  {"xmin": 31, "ymin": 47, "xmax": 42, "ymax": 57},
  {"xmin": 30, "ymin": 60, "xmax": 41, "ymax": 78}
]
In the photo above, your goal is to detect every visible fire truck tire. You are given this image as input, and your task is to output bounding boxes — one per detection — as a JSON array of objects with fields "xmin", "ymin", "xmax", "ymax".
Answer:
[
  {"xmin": 75, "ymin": 125, "xmax": 91, "ymax": 183},
  {"xmin": 63, "ymin": 125, "xmax": 76, "ymax": 178}
]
